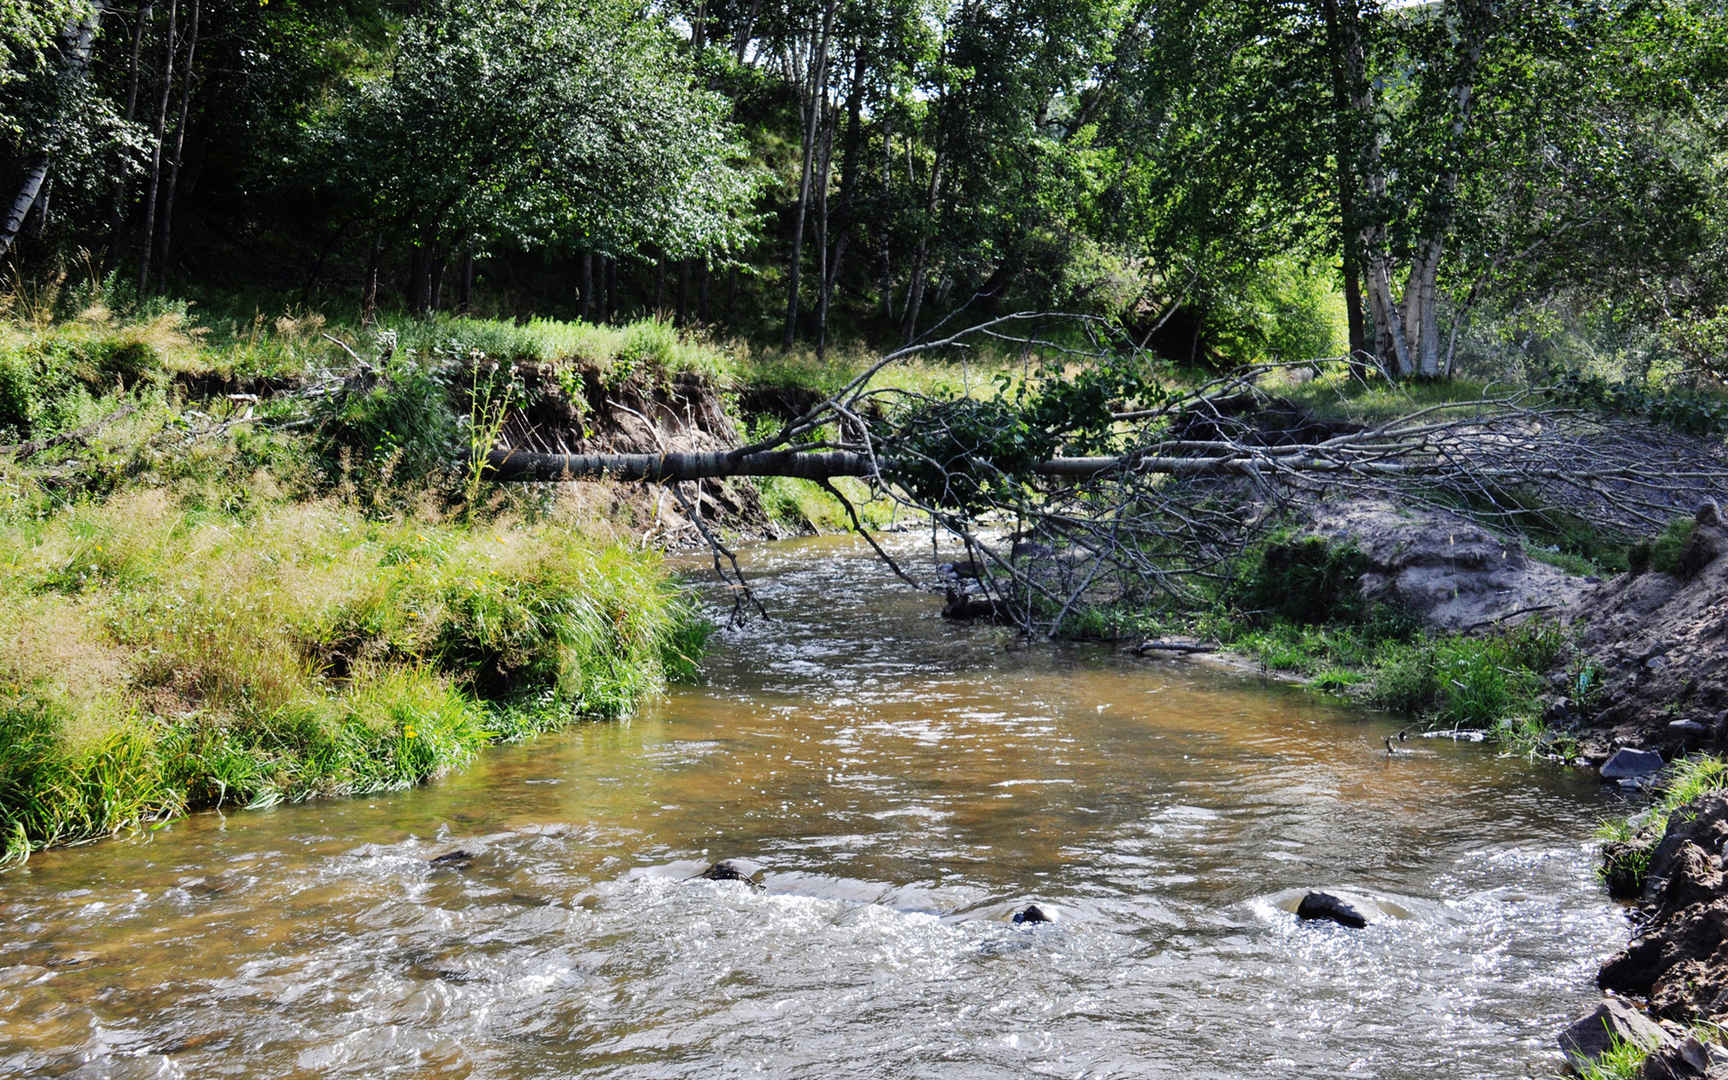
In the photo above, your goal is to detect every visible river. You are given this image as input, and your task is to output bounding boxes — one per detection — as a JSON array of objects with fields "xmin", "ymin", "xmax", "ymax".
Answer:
[{"xmin": 0, "ymin": 535, "xmax": 1628, "ymax": 1078}]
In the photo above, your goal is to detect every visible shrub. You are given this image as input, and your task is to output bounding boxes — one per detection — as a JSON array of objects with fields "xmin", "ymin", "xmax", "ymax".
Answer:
[
  {"xmin": 317, "ymin": 356, "xmax": 459, "ymax": 489},
  {"xmin": 1229, "ymin": 535, "xmax": 1371, "ymax": 626},
  {"xmin": 1629, "ymin": 516, "xmax": 1699, "ymax": 577}
]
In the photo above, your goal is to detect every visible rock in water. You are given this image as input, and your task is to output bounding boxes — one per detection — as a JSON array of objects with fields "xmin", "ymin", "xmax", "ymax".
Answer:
[
  {"xmin": 1557, "ymin": 998, "xmax": 1670, "ymax": 1069},
  {"xmin": 1012, "ymin": 904, "xmax": 1052, "ymax": 925},
  {"xmin": 1295, "ymin": 891, "xmax": 1367, "ymax": 929},
  {"xmin": 1601, "ymin": 747, "xmax": 1665, "ymax": 781},
  {"xmin": 429, "ymin": 849, "xmax": 474, "ymax": 869},
  {"xmin": 696, "ymin": 859, "xmax": 766, "ymax": 891}
]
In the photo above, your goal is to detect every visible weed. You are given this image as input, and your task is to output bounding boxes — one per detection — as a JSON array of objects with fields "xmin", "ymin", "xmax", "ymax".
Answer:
[
  {"xmin": 1629, "ymin": 516, "xmax": 1699, "ymax": 577},
  {"xmin": 1574, "ymin": 1032, "xmax": 1656, "ymax": 1080}
]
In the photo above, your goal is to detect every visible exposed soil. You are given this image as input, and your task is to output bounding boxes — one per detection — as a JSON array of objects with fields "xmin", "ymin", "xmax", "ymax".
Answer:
[
  {"xmin": 496, "ymin": 363, "xmax": 779, "ymax": 545},
  {"xmin": 1567, "ymin": 507, "xmax": 1728, "ymax": 761}
]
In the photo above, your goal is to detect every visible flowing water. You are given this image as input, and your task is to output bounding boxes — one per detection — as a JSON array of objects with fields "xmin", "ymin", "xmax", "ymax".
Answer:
[{"xmin": 0, "ymin": 536, "xmax": 1629, "ymax": 1079}]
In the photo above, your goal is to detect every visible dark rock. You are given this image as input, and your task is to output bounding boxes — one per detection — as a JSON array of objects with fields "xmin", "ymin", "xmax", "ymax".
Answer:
[
  {"xmin": 1603, "ymin": 748, "xmax": 1666, "ymax": 781},
  {"xmin": 1599, "ymin": 794, "xmax": 1728, "ymax": 1025},
  {"xmin": 938, "ymin": 560, "xmax": 982, "ymax": 580},
  {"xmin": 429, "ymin": 849, "xmax": 474, "ymax": 869},
  {"xmin": 696, "ymin": 859, "xmax": 766, "ymax": 891},
  {"xmin": 1010, "ymin": 540, "xmax": 1055, "ymax": 560},
  {"xmin": 1558, "ymin": 998, "xmax": 1671, "ymax": 1068},
  {"xmin": 1012, "ymin": 904, "xmax": 1052, "ymax": 925},
  {"xmin": 1672, "ymin": 720, "xmax": 1713, "ymax": 741},
  {"xmin": 942, "ymin": 587, "xmax": 1004, "ymax": 622},
  {"xmin": 1641, "ymin": 795, "xmax": 1728, "ymax": 906},
  {"xmin": 1640, "ymin": 1035, "xmax": 1723, "ymax": 1080},
  {"xmin": 1295, "ymin": 891, "xmax": 1367, "ymax": 929}
]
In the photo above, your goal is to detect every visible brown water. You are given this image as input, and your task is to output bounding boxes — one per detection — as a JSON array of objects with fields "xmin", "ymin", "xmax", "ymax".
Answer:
[{"xmin": 0, "ymin": 536, "xmax": 1627, "ymax": 1079}]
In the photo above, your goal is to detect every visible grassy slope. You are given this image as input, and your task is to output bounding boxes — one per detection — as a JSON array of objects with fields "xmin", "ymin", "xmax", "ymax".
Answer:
[{"xmin": 0, "ymin": 302, "xmax": 733, "ymax": 866}]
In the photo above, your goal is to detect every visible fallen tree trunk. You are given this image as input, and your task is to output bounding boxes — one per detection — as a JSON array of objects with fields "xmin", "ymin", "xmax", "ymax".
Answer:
[
  {"xmin": 485, "ymin": 448, "xmax": 1242, "ymax": 482},
  {"xmin": 485, "ymin": 448, "xmax": 872, "ymax": 482}
]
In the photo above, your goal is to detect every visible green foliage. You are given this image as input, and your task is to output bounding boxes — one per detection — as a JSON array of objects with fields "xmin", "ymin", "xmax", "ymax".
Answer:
[
  {"xmin": 1363, "ymin": 620, "xmax": 1562, "ymax": 730},
  {"xmin": 1575, "ymin": 1032, "xmax": 1658, "ymax": 1080},
  {"xmin": 1228, "ymin": 535, "xmax": 1372, "ymax": 626},
  {"xmin": 0, "ymin": 492, "xmax": 708, "ymax": 867},
  {"xmin": 313, "ymin": 0, "xmax": 760, "ymax": 269},
  {"xmin": 318, "ymin": 354, "xmax": 459, "ymax": 490},
  {"xmin": 1552, "ymin": 369, "xmax": 1728, "ymax": 439},
  {"xmin": 883, "ymin": 350, "xmax": 1166, "ymax": 515},
  {"xmin": 1629, "ymin": 516, "xmax": 1699, "ymax": 576}
]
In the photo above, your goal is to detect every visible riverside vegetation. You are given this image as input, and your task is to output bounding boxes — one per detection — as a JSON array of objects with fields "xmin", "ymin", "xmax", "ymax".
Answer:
[
  {"xmin": 0, "ymin": 298, "xmax": 738, "ymax": 866},
  {"xmin": 0, "ymin": 285, "xmax": 1075, "ymax": 865},
  {"xmin": 8, "ymin": 290, "xmax": 1723, "ymax": 868}
]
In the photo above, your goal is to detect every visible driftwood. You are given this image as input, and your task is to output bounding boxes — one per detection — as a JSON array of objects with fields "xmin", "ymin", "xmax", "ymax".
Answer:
[{"xmin": 1132, "ymin": 639, "xmax": 1220, "ymax": 655}]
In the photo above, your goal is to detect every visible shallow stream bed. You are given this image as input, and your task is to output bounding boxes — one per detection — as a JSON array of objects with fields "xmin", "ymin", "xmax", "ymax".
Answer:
[{"xmin": 0, "ymin": 536, "xmax": 1627, "ymax": 1078}]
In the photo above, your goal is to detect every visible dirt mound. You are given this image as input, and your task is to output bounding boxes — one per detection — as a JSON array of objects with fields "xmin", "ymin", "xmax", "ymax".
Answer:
[
  {"xmin": 500, "ymin": 364, "xmax": 776, "ymax": 544},
  {"xmin": 1571, "ymin": 505, "xmax": 1728, "ymax": 758},
  {"xmin": 1300, "ymin": 498, "xmax": 1591, "ymax": 631}
]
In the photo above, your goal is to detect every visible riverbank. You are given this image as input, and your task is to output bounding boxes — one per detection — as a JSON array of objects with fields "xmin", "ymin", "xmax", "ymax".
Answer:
[
  {"xmin": 0, "ymin": 490, "xmax": 704, "ymax": 866},
  {"xmin": 0, "ymin": 303, "xmax": 748, "ymax": 865}
]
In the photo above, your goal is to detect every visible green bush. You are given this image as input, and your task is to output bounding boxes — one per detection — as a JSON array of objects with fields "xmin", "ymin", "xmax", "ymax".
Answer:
[
  {"xmin": 1629, "ymin": 516, "xmax": 1699, "ymax": 576},
  {"xmin": 318, "ymin": 356, "xmax": 459, "ymax": 488},
  {"xmin": 1552, "ymin": 369, "xmax": 1728, "ymax": 438},
  {"xmin": 0, "ymin": 348, "xmax": 34, "ymax": 435},
  {"xmin": 1229, "ymin": 535, "xmax": 1371, "ymax": 626}
]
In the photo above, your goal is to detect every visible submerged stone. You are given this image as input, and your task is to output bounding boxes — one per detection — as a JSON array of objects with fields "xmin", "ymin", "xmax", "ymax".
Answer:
[
  {"xmin": 1012, "ymin": 904, "xmax": 1052, "ymax": 925},
  {"xmin": 1295, "ymin": 891, "xmax": 1367, "ymax": 929},
  {"xmin": 696, "ymin": 858, "xmax": 766, "ymax": 891}
]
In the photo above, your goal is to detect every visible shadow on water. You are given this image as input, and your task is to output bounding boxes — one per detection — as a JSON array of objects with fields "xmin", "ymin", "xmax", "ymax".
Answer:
[{"xmin": 0, "ymin": 535, "xmax": 1624, "ymax": 1078}]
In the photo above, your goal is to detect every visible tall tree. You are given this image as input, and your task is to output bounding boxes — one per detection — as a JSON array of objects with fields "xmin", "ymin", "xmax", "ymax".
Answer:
[
  {"xmin": 0, "ymin": 1, "xmax": 104, "ymax": 262},
  {"xmin": 317, "ymin": 0, "xmax": 760, "ymax": 312}
]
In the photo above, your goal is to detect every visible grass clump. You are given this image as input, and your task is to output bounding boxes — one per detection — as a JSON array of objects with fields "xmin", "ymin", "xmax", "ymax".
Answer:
[
  {"xmin": 1202, "ymin": 532, "xmax": 1573, "ymax": 752},
  {"xmin": 1574, "ymin": 1032, "xmax": 1657, "ymax": 1080},
  {"xmin": 0, "ymin": 488, "xmax": 707, "ymax": 868},
  {"xmin": 1596, "ymin": 755, "xmax": 1728, "ymax": 894},
  {"xmin": 1225, "ymin": 533, "xmax": 1372, "ymax": 626}
]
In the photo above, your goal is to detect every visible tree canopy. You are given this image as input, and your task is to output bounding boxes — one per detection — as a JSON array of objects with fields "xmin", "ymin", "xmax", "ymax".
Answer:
[{"xmin": 0, "ymin": 0, "xmax": 1722, "ymax": 379}]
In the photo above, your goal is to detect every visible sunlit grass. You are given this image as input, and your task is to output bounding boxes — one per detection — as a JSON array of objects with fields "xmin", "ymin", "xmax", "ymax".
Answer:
[{"xmin": 0, "ymin": 486, "xmax": 707, "ymax": 867}]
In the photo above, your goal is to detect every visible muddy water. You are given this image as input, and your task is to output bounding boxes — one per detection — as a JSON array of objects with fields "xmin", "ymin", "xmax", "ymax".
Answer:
[{"xmin": 0, "ymin": 536, "xmax": 1626, "ymax": 1079}]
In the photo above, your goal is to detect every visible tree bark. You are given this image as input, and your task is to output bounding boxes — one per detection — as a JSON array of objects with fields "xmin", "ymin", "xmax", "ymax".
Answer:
[
  {"xmin": 578, "ymin": 251, "xmax": 594, "ymax": 320},
  {"xmin": 105, "ymin": 0, "xmax": 152, "ymax": 265},
  {"xmin": 457, "ymin": 250, "xmax": 474, "ymax": 312},
  {"xmin": 361, "ymin": 232, "xmax": 382, "ymax": 326},
  {"xmin": 900, "ymin": 155, "xmax": 942, "ymax": 343},
  {"xmin": 1319, "ymin": 0, "xmax": 1367, "ymax": 360},
  {"xmin": 2, "ymin": 7, "xmax": 104, "ymax": 264},
  {"xmin": 156, "ymin": 0, "xmax": 199, "ymax": 287},
  {"xmin": 138, "ymin": 0, "xmax": 178, "ymax": 295},
  {"xmin": 783, "ymin": 1, "xmax": 837, "ymax": 348}
]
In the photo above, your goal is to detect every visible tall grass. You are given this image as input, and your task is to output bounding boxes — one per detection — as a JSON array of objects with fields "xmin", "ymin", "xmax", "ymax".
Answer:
[{"xmin": 0, "ymin": 489, "xmax": 707, "ymax": 867}]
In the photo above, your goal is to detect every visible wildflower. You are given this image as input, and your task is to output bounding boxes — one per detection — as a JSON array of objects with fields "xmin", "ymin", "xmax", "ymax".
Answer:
[{"xmin": 404, "ymin": 724, "xmax": 418, "ymax": 739}]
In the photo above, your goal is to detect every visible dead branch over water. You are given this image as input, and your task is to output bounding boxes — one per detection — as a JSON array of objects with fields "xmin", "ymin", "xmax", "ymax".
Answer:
[{"xmin": 486, "ymin": 318, "xmax": 1728, "ymax": 634}]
